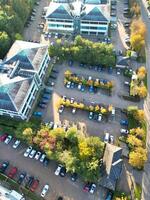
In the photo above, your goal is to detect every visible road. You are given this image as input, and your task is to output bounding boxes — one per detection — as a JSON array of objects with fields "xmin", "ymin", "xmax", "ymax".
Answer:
[
  {"xmin": 0, "ymin": 141, "xmax": 106, "ymax": 200},
  {"xmin": 138, "ymin": 1, "xmax": 150, "ymax": 200}
]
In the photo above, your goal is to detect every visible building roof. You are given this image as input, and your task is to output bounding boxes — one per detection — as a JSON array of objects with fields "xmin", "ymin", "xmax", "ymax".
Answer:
[
  {"xmin": 116, "ymin": 56, "xmax": 130, "ymax": 67},
  {"xmin": 81, "ymin": 4, "xmax": 110, "ymax": 21},
  {"xmin": 0, "ymin": 40, "xmax": 48, "ymax": 112},
  {"xmin": 46, "ymin": 3, "xmax": 73, "ymax": 19},
  {"xmin": 0, "ymin": 185, "xmax": 24, "ymax": 200},
  {"xmin": 100, "ymin": 143, "xmax": 123, "ymax": 191}
]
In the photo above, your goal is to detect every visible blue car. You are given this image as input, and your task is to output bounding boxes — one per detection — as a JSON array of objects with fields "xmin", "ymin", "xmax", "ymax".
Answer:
[
  {"xmin": 43, "ymin": 94, "xmax": 51, "ymax": 99},
  {"xmin": 102, "ymin": 79, "xmax": 108, "ymax": 84},
  {"xmin": 33, "ymin": 112, "xmax": 43, "ymax": 117},
  {"xmin": 120, "ymin": 120, "xmax": 128, "ymax": 126},
  {"xmin": 108, "ymin": 67, "xmax": 113, "ymax": 74},
  {"xmin": 89, "ymin": 85, "xmax": 94, "ymax": 93},
  {"xmin": 81, "ymin": 85, "xmax": 85, "ymax": 92}
]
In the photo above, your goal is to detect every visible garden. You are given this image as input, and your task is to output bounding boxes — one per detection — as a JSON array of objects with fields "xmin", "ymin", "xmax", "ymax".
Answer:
[{"xmin": 64, "ymin": 70, "xmax": 114, "ymax": 91}]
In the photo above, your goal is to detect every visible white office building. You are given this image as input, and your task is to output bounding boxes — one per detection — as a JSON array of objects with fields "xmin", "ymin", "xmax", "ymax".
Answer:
[
  {"xmin": 0, "ymin": 40, "xmax": 50, "ymax": 120},
  {"xmin": 45, "ymin": 0, "xmax": 110, "ymax": 36}
]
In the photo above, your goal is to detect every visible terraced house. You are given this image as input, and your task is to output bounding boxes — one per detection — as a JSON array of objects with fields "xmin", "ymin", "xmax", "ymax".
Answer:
[
  {"xmin": 0, "ymin": 40, "xmax": 49, "ymax": 120},
  {"xmin": 45, "ymin": 0, "xmax": 110, "ymax": 36}
]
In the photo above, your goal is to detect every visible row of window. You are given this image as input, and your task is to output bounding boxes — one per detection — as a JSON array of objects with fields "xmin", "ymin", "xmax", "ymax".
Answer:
[
  {"xmin": 48, "ymin": 24, "xmax": 73, "ymax": 28},
  {"xmin": 47, "ymin": 19, "xmax": 108, "ymax": 25},
  {"xmin": 81, "ymin": 26, "xmax": 107, "ymax": 30},
  {"xmin": 48, "ymin": 19, "xmax": 73, "ymax": 23}
]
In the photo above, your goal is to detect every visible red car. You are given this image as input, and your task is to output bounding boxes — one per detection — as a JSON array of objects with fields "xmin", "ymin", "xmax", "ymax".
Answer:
[
  {"xmin": 83, "ymin": 183, "xmax": 91, "ymax": 192},
  {"xmin": 0, "ymin": 133, "xmax": 8, "ymax": 142},
  {"xmin": 8, "ymin": 167, "xmax": 18, "ymax": 178},
  {"xmin": 30, "ymin": 179, "xmax": 39, "ymax": 192}
]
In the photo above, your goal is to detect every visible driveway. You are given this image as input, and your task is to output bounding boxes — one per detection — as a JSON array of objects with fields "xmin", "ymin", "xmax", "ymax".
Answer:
[{"xmin": 0, "ymin": 141, "xmax": 106, "ymax": 200}]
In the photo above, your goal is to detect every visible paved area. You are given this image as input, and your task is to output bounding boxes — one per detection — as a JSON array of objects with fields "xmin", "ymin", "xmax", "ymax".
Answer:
[{"xmin": 0, "ymin": 141, "xmax": 107, "ymax": 200}]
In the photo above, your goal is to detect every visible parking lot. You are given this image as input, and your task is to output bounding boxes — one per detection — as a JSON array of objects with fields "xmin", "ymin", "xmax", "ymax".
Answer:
[
  {"xmin": 0, "ymin": 139, "xmax": 107, "ymax": 200},
  {"xmin": 33, "ymin": 60, "xmax": 143, "ymax": 143}
]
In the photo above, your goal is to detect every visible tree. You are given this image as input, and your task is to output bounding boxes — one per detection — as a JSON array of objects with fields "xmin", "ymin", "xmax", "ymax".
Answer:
[
  {"xmin": 130, "ymin": 34, "xmax": 145, "ymax": 54},
  {"xmin": 129, "ymin": 147, "xmax": 147, "ymax": 169},
  {"xmin": 134, "ymin": 109, "xmax": 145, "ymax": 123},
  {"xmin": 137, "ymin": 66, "xmax": 147, "ymax": 80},
  {"xmin": 130, "ymin": 19, "xmax": 146, "ymax": 37},
  {"xmin": 14, "ymin": 33, "xmax": 23, "ymax": 40},
  {"xmin": 137, "ymin": 85, "xmax": 147, "ymax": 98},
  {"xmin": 127, "ymin": 135, "xmax": 143, "ymax": 148},
  {"xmin": 22, "ymin": 128, "xmax": 34, "ymax": 144},
  {"xmin": 0, "ymin": 31, "xmax": 11, "ymax": 58},
  {"xmin": 130, "ymin": 127, "xmax": 145, "ymax": 140}
]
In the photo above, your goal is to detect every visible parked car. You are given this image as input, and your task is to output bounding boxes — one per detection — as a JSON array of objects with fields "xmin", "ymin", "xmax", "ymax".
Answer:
[
  {"xmin": 34, "ymin": 151, "xmax": 41, "ymax": 160},
  {"xmin": 8, "ymin": 167, "xmax": 18, "ymax": 178},
  {"xmin": 43, "ymin": 94, "xmax": 51, "ymax": 100},
  {"xmin": 97, "ymin": 114, "xmax": 102, "ymax": 122},
  {"xmin": 4, "ymin": 135, "xmax": 12, "ymax": 144},
  {"xmin": 26, "ymin": 176, "xmax": 34, "ymax": 188},
  {"xmin": 105, "ymin": 191, "xmax": 113, "ymax": 200},
  {"xmin": 0, "ymin": 161, "xmax": 9, "ymax": 173},
  {"xmin": 62, "ymin": 96, "xmax": 67, "ymax": 102},
  {"xmin": 124, "ymin": 81, "xmax": 130, "ymax": 86},
  {"xmin": 41, "ymin": 184, "xmax": 49, "ymax": 197},
  {"xmin": 89, "ymin": 183, "xmax": 96, "ymax": 194},
  {"xmin": 43, "ymin": 158, "xmax": 50, "ymax": 167},
  {"xmin": 89, "ymin": 85, "xmax": 94, "ymax": 93},
  {"xmin": 44, "ymin": 88, "xmax": 52, "ymax": 94},
  {"xmin": 29, "ymin": 149, "xmax": 36, "ymax": 159},
  {"xmin": 24, "ymin": 146, "xmax": 32, "ymax": 157},
  {"xmin": 17, "ymin": 171, "xmax": 27, "ymax": 184},
  {"xmin": 33, "ymin": 112, "xmax": 43, "ymax": 117},
  {"xmin": 60, "ymin": 166, "xmax": 66, "ymax": 177},
  {"xmin": 38, "ymin": 103, "xmax": 47, "ymax": 109},
  {"xmin": 70, "ymin": 97, "xmax": 74, "ymax": 104},
  {"xmin": 71, "ymin": 173, "xmax": 78, "ymax": 182},
  {"xmin": 104, "ymin": 132, "xmax": 110, "ymax": 143},
  {"xmin": 70, "ymin": 82, "xmax": 75, "ymax": 88},
  {"xmin": 0, "ymin": 133, "xmax": 8, "ymax": 142},
  {"xmin": 89, "ymin": 112, "xmax": 94, "ymax": 120},
  {"xmin": 109, "ymin": 135, "xmax": 114, "ymax": 144},
  {"xmin": 120, "ymin": 129, "xmax": 129, "ymax": 135},
  {"xmin": 120, "ymin": 120, "xmax": 128, "ymax": 126},
  {"xmin": 41, "ymin": 99, "xmax": 49, "ymax": 104},
  {"xmin": 83, "ymin": 183, "xmax": 91, "ymax": 192},
  {"xmin": 30, "ymin": 179, "xmax": 39, "ymax": 192},
  {"xmin": 40, "ymin": 154, "xmax": 46, "ymax": 163},
  {"xmin": 12, "ymin": 140, "xmax": 21, "ymax": 149},
  {"xmin": 55, "ymin": 164, "xmax": 63, "ymax": 176},
  {"xmin": 59, "ymin": 105, "xmax": 64, "ymax": 114},
  {"xmin": 72, "ymin": 108, "xmax": 76, "ymax": 114},
  {"xmin": 66, "ymin": 81, "xmax": 71, "ymax": 88}
]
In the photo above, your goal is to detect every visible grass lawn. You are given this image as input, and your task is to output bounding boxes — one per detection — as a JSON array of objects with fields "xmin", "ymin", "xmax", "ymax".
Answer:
[
  {"xmin": 134, "ymin": 184, "xmax": 142, "ymax": 200},
  {"xmin": 128, "ymin": 113, "xmax": 138, "ymax": 129}
]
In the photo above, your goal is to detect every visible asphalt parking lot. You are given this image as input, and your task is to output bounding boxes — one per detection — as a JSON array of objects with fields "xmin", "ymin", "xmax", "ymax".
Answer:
[
  {"xmin": 34, "ymin": 61, "xmax": 143, "ymax": 143},
  {"xmin": 0, "ymin": 140, "xmax": 107, "ymax": 200}
]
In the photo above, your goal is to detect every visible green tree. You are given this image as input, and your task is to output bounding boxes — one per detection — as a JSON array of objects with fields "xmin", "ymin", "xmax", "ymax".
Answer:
[{"xmin": 0, "ymin": 31, "xmax": 11, "ymax": 58}]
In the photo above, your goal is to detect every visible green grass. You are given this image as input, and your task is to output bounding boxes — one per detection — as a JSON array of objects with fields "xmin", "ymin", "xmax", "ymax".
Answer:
[
  {"xmin": 144, "ymin": 74, "xmax": 147, "ymax": 88},
  {"xmin": 128, "ymin": 113, "xmax": 139, "ymax": 129},
  {"xmin": 134, "ymin": 184, "xmax": 142, "ymax": 200}
]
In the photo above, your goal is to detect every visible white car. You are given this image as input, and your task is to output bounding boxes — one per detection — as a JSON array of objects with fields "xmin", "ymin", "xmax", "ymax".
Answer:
[
  {"xmin": 40, "ymin": 154, "xmax": 46, "ymax": 163},
  {"xmin": 34, "ymin": 151, "xmax": 42, "ymax": 160},
  {"xmin": 89, "ymin": 183, "xmax": 96, "ymax": 194},
  {"xmin": 124, "ymin": 81, "xmax": 130, "ymax": 86},
  {"xmin": 59, "ymin": 105, "xmax": 64, "ymax": 114},
  {"xmin": 70, "ymin": 97, "xmax": 74, "ymax": 104},
  {"xmin": 12, "ymin": 140, "xmax": 21, "ymax": 149},
  {"xmin": 78, "ymin": 83, "xmax": 82, "ymax": 90},
  {"xmin": 41, "ymin": 184, "xmax": 49, "ymax": 197},
  {"xmin": 120, "ymin": 129, "xmax": 129, "ymax": 135},
  {"xmin": 66, "ymin": 81, "xmax": 71, "ymax": 88},
  {"xmin": 55, "ymin": 33, "xmax": 58, "ymax": 39},
  {"xmin": 55, "ymin": 164, "xmax": 63, "ymax": 176},
  {"xmin": 88, "ymin": 76, "xmax": 92, "ymax": 80},
  {"xmin": 109, "ymin": 135, "xmax": 114, "ymax": 144},
  {"xmin": 104, "ymin": 132, "xmax": 110, "ymax": 143},
  {"xmin": 4, "ymin": 135, "xmax": 12, "ymax": 144},
  {"xmin": 24, "ymin": 146, "xmax": 32, "ymax": 157},
  {"xmin": 97, "ymin": 114, "xmax": 102, "ymax": 122},
  {"xmin": 72, "ymin": 108, "xmax": 76, "ymax": 114},
  {"xmin": 29, "ymin": 149, "xmax": 36, "ymax": 159}
]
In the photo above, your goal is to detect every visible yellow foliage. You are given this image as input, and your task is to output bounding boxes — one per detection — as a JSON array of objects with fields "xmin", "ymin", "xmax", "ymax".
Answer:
[
  {"xmin": 129, "ymin": 147, "xmax": 147, "ymax": 169},
  {"xmin": 134, "ymin": 109, "xmax": 145, "ymax": 122},
  {"xmin": 127, "ymin": 135, "xmax": 143, "ymax": 147},
  {"xmin": 64, "ymin": 70, "xmax": 72, "ymax": 77},
  {"xmin": 130, "ymin": 19, "xmax": 146, "ymax": 36},
  {"xmin": 137, "ymin": 85, "xmax": 147, "ymax": 98},
  {"xmin": 130, "ymin": 34, "xmax": 145, "ymax": 53}
]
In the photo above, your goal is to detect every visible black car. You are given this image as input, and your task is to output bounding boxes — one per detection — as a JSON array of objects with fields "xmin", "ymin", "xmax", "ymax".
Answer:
[
  {"xmin": 43, "ymin": 158, "xmax": 50, "ymax": 167},
  {"xmin": 57, "ymin": 197, "xmax": 63, "ymax": 200},
  {"xmin": 38, "ymin": 103, "xmax": 47, "ymax": 109},
  {"xmin": 0, "ymin": 161, "xmax": 9, "ymax": 173},
  {"xmin": 41, "ymin": 99, "xmax": 49, "ymax": 104},
  {"xmin": 26, "ymin": 176, "xmax": 34, "ymax": 188},
  {"xmin": 49, "ymin": 75, "xmax": 57, "ymax": 79},
  {"xmin": 60, "ymin": 167, "xmax": 66, "ymax": 177},
  {"xmin": 44, "ymin": 88, "xmax": 52, "ymax": 94},
  {"xmin": 71, "ymin": 173, "xmax": 78, "ymax": 182},
  {"xmin": 18, "ymin": 171, "xmax": 27, "ymax": 184}
]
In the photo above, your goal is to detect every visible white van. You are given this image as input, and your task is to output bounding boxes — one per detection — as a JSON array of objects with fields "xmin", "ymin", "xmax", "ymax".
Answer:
[
  {"xmin": 112, "ymin": 108, "xmax": 115, "ymax": 116},
  {"xmin": 104, "ymin": 133, "xmax": 110, "ymax": 143}
]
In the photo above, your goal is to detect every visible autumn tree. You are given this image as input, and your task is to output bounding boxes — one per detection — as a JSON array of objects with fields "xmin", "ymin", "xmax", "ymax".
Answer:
[
  {"xmin": 130, "ymin": 34, "xmax": 145, "ymax": 54},
  {"xmin": 137, "ymin": 66, "xmax": 147, "ymax": 80},
  {"xmin": 130, "ymin": 127, "xmax": 145, "ymax": 140},
  {"xmin": 134, "ymin": 109, "xmax": 145, "ymax": 123},
  {"xmin": 137, "ymin": 85, "xmax": 147, "ymax": 98},
  {"xmin": 129, "ymin": 147, "xmax": 147, "ymax": 169},
  {"xmin": 22, "ymin": 128, "xmax": 34, "ymax": 144}
]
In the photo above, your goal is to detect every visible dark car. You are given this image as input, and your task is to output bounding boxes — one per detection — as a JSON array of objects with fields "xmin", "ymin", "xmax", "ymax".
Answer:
[
  {"xmin": 0, "ymin": 133, "xmax": 8, "ymax": 142},
  {"xmin": 59, "ymin": 166, "xmax": 66, "ymax": 177},
  {"xmin": 49, "ymin": 75, "xmax": 57, "ymax": 79},
  {"xmin": 41, "ymin": 99, "xmax": 49, "ymax": 104},
  {"xmin": 43, "ymin": 94, "xmax": 51, "ymax": 100},
  {"xmin": 38, "ymin": 103, "xmax": 47, "ymax": 109},
  {"xmin": 43, "ymin": 158, "xmax": 50, "ymax": 167},
  {"xmin": 8, "ymin": 167, "xmax": 18, "ymax": 178},
  {"xmin": 120, "ymin": 120, "xmax": 128, "ymax": 126},
  {"xmin": 0, "ymin": 161, "xmax": 9, "ymax": 173},
  {"xmin": 105, "ymin": 191, "xmax": 113, "ymax": 200},
  {"xmin": 57, "ymin": 197, "xmax": 63, "ymax": 200},
  {"xmin": 30, "ymin": 179, "xmax": 39, "ymax": 192},
  {"xmin": 83, "ymin": 182, "xmax": 91, "ymax": 192},
  {"xmin": 71, "ymin": 173, "xmax": 78, "ymax": 182},
  {"xmin": 26, "ymin": 176, "xmax": 34, "ymax": 188},
  {"xmin": 18, "ymin": 171, "xmax": 27, "ymax": 184},
  {"xmin": 44, "ymin": 88, "xmax": 52, "ymax": 94}
]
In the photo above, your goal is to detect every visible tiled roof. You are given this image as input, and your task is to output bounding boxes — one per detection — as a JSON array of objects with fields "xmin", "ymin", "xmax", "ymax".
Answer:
[{"xmin": 100, "ymin": 143, "xmax": 123, "ymax": 191}]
